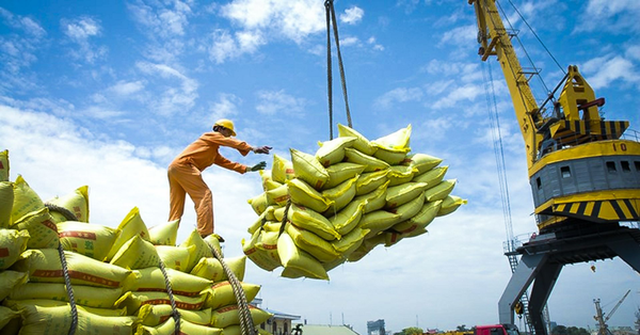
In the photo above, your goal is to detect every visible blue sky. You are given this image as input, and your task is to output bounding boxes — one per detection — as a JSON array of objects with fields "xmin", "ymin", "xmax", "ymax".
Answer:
[{"xmin": 1, "ymin": 0, "xmax": 640, "ymax": 334}]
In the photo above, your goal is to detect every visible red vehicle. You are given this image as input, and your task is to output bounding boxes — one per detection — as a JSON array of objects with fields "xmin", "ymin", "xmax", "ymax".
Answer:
[{"xmin": 475, "ymin": 324, "xmax": 521, "ymax": 335}]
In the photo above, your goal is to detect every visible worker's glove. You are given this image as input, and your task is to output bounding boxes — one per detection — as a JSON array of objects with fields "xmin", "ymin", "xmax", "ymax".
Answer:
[
  {"xmin": 249, "ymin": 161, "xmax": 267, "ymax": 172},
  {"xmin": 253, "ymin": 146, "xmax": 272, "ymax": 154}
]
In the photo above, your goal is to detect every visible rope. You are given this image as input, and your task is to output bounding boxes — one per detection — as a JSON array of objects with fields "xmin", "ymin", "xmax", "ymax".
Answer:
[
  {"xmin": 158, "ymin": 260, "xmax": 181, "ymax": 335},
  {"xmin": 278, "ymin": 199, "xmax": 292, "ymax": 237},
  {"xmin": 57, "ymin": 244, "xmax": 78, "ymax": 335},
  {"xmin": 324, "ymin": 0, "xmax": 353, "ymax": 139},
  {"xmin": 206, "ymin": 240, "xmax": 257, "ymax": 335},
  {"xmin": 325, "ymin": 0, "xmax": 334, "ymax": 140},
  {"xmin": 45, "ymin": 203, "xmax": 78, "ymax": 221}
]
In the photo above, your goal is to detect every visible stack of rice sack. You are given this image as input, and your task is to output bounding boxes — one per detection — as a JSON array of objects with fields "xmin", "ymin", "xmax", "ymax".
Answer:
[
  {"xmin": 0, "ymin": 149, "xmax": 271, "ymax": 335},
  {"xmin": 243, "ymin": 125, "xmax": 467, "ymax": 280}
]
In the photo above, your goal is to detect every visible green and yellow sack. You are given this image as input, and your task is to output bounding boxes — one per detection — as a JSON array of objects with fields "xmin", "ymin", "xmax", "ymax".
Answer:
[
  {"xmin": 58, "ymin": 221, "xmax": 119, "ymax": 261},
  {"xmin": 148, "ymin": 219, "xmax": 179, "ymax": 246},
  {"xmin": 47, "ymin": 185, "xmax": 90, "ymax": 223}
]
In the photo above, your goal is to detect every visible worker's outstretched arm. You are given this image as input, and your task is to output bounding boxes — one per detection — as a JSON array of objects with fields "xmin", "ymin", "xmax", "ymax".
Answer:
[{"xmin": 247, "ymin": 161, "xmax": 266, "ymax": 172}]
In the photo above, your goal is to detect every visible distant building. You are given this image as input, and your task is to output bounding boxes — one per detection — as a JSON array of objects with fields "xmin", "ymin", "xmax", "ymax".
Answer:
[
  {"xmin": 295, "ymin": 324, "xmax": 361, "ymax": 335},
  {"xmin": 368, "ymin": 319, "xmax": 386, "ymax": 335},
  {"xmin": 252, "ymin": 298, "xmax": 301, "ymax": 335}
]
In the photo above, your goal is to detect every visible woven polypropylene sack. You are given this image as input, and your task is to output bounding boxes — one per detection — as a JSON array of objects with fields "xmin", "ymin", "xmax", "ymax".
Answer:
[
  {"xmin": 58, "ymin": 221, "xmax": 118, "ymax": 261},
  {"xmin": 385, "ymin": 182, "xmax": 428, "ymax": 208},
  {"xmin": 0, "ymin": 181, "xmax": 13, "ymax": 228},
  {"xmin": 290, "ymin": 148, "xmax": 329, "ymax": 190},
  {"xmin": 355, "ymin": 170, "xmax": 389, "ymax": 196},
  {"xmin": 11, "ymin": 175, "xmax": 44, "ymax": 225},
  {"xmin": 327, "ymin": 200, "xmax": 365, "ymax": 236},
  {"xmin": 18, "ymin": 304, "xmax": 135, "ymax": 335},
  {"xmin": 437, "ymin": 195, "xmax": 467, "ymax": 216},
  {"xmin": 148, "ymin": 219, "xmax": 179, "ymax": 246},
  {"xmin": 360, "ymin": 210, "xmax": 403, "ymax": 238},
  {"xmin": 393, "ymin": 200, "xmax": 443, "ymax": 234},
  {"xmin": 136, "ymin": 317, "xmax": 222, "ymax": 335},
  {"xmin": 386, "ymin": 192, "xmax": 425, "ymax": 221},
  {"xmin": 204, "ymin": 281, "xmax": 261, "ymax": 310},
  {"xmin": 9, "ymin": 282, "xmax": 123, "ymax": 308},
  {"xmin": 0, "ymin": 305, "xmax": 19, "ymax": 330},
  {"xmin": 271, "ymin": 154, "xmax": 295, "ymax": 184},
  {"xmin": 12, "ymin": 207, "xmax": 59, "ymax": 249},
  {"xmin": 0, "ymin": 229, "xmax": 29, "ymax": 270},
  {"xmin": 277, "ymin": 232, "xmax": 328, "ymax": 280},
  {"xmin": 343, "ymin": 148, "xmax": 389, "ymax": 173},
  {"xmin": 106, "ymin": 206, "xmax": 151, "ymax": 261},
  {"xmin": 371, "ymin": 124, "xmax": 412, "ymax": 152},
  {"xmin": 0, "ymin": 149, "xmax": 9, "ymax": 182},
  {"xmin": 266, "ymin": 183, "xmax": 289, "ymax": 207},
  {"xmin": 117, "ymin": 291, "xmax": 208, "ymax": 314},
  {"xmin": 322, "ymin": 176, "xmax": 358, "ymax": 214},
  {"xmin": 324, "ymin": 162, "xmax": 366, "ymax": 190},
  {"xmin": 288, "ymin": 203, "xmax": 340, "ymax": 241},
  {"xmin": 137, "ymin": 304, "xmax": 212, "ymax": 327},
  {"xmin": 127, "ymin": 267, "xmax": 212, "ymax": 297},
  {"xmin": 353, "ymin": 181, "xmax": 389, "ymax": 214},
  {"xmin": 373, "ymin": 146, "xmax": 409, "ymax": 165},
  {"xmin": 210, "ymin": 305, "xmax": 272, "ymax": 328},
  {"xmin": 13, "ymin": 248, "xmax": 132, "ymax": 288},
  {"xmin": 287, "ymin": 178, "xmax": 332, "ymax": 213},
  {"xmin": 47, "ymin": 185, "xmax": 90, "ymax": 223},
  {"xmin": 315, "ymin": 136, "xmax": 356, "ymax": 167},
  {"xmin": 247, "ymin": 192, "xmax": 270, "ymax": 215},
  {"xmin": 347, "ymin": 234, "xmax": 385, "ymax": 262},
  {"xmin": 413, "ymin": 165, "xmax": 448, "ymax": 186},
  {"xmin": 387, "ymin": 165, "xmax": 417, "ymax": 187},
  {"xmin": 0, "ymin": 270, "xmax": 28, "ymax": 301},
  {"xmin": 286, "ymin": 223, "xmax": 340, "ymax": 263},
  {"xmin": 332, "ymin": 226, "xmax": 369, "ymax": 256},
  {"xmin": 190, "ymin": 256, "xmax": 246, "ymax": 283},
  {"xmin": 180, "ymin": 230, "xmax": 219, "ymax": 272},
  {"xmin": 424, "ymin": 179, "xmax": 457, "ymax": 202},
  {"xmin": 156, "ymin": 244, "xmax": 194, "ymax": 272},
  {"xmin": 337, "ymin": 124, "xmax": 377, "ymax": 156},
  {"xmin": 408, "ymin": 153, "xmax": 443, "ymax": 175},
  {"xmin": 242, "ymin": 230, "xmax": 281, "ymax": 271},
  {"xmin": 4, "ymin": 299, "xmax": 127, "ymax": 317},
  {"xmin": 110, "ymin": 235, "xmax": 160, "ymax": 270}
]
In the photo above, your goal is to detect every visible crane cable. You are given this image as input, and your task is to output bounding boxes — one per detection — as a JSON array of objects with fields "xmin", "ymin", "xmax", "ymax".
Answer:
[{"xmin": 325, "ymin": 0, "xmax": 353, "ymax": 140}]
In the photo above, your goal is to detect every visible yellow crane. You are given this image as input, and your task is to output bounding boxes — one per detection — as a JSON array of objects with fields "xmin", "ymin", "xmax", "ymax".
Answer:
[
  {"xmin": 468, "ymin": 1, "xmax": 640, "ymax": 335},
  {"xmin": 469, "ymin": 0, "xmax": 640, "ymax": 231}
]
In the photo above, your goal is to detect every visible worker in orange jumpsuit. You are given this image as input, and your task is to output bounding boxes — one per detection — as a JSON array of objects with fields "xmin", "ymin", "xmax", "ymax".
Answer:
[{"xmin": 168, "ymin": 119, "xmax": 272, "ymax": 240}]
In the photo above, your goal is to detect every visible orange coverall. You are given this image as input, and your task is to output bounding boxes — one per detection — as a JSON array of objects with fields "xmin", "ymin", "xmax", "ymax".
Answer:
[{"xmin": 168, "ymin": 132, "xmax": 253, "ymax": 237}]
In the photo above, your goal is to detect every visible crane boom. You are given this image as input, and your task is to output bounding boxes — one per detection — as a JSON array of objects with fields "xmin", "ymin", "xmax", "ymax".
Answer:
[{"xmin": 469, "ymin": 0, "xmax": 640, "ymax": 231}]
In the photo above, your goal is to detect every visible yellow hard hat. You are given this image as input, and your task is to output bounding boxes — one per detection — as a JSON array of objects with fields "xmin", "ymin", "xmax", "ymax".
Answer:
[{"xmin": 214, "ymin": 119, "xmax": 236, "ymax": 136}]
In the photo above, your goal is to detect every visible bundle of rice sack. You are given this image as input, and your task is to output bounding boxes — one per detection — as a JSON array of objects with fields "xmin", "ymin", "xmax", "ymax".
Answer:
[
  {"xmin": 9, "ymin": 283, "xmax": 123, "ymax": 309},
  {"xmin": 126, "ymin": 267, "xmax": 212, "ymax": 297},
  {"xmin": 243, "ymin": 124, "xmax": 465, "ymax": 280},
  {"xmin": 210, "ymin": 305, "xmax": 272, "ymax": 328},
  {"xmin": 203, "ymin": 281, "xmax": 261, "ymax": 310},
  {"xmin": 106, "ymin": 207, "xmax": 151, "ymax": 261},
  {"xmin": 17, "ymin": 304, "xmax": 136, "ymax": 334},
  {"xmin": 0, "ymin": 270, "xmax": 28, "ymax": 301},
  {"xmin": 136, "ymin": 317, "xmax": 222, "ymax": 335}
]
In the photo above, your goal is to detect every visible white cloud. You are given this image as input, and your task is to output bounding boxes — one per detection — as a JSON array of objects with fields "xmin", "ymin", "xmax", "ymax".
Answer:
[
  {"xmin": 208, "ymin": 29, "xmax": 267, "ymax": 64},
  {"xmin": 581, "ymin": 55, "xmax": 640, "ymax": 89},
  {"xmin": 367, "ymin": 36, "xmax": 384, "ymax": 51},
  {"xmin": 135, "ymin": 61, "xmax": 199, "ymax": 116},
  {"xmin": 576, "ymin": 0, "xmax": 640, "ymax": 32},
  {"xmin": 438, "ymin": 24, "xmax": 476, "ymax": 48},
  {"xmin": 210, "ymin": 93, "xmax": 242, "ymax": 121},
  {"xmin": 255, "ymin": 90, "xmax": 306, "ymax": 116},
  {"xmin": 340, "ymin": 6, "xmax": 364, "ymax": 25},
  {"xmin": 220, "ymin": 0, "xmax": 325, "ymax": 44},
  {"xmin": 61, "ymin": 17, "xmax": 107, "ymax": 64},
  {"xmin": 432, "ymin": 84, "xmax": 483, "ymax": 109},
  {"xmin": 340, "ymin": 36, "xmax": 359, "ymax": 47},
  {"xmin": 374, "ymin": 87, "xmax": 423, "ymax": 110},
  {"xmin": 127, "ymin": 0, "xmax": 193, "ymax": 39},
  {"xmin": 109, "ymin": 80, "xmax": 146, "ymax": 96}
]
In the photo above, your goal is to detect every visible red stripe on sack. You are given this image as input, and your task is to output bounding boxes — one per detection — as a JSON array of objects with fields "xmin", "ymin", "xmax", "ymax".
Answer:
[
  {"xmin": 59, "ymin": 231, "xmax": 97, "ymax": 240},
  {"xmin": 32, "ymin": 270, "xmax": 121, "ymax": 288},
  {"xmin": 261, "ymin": 244, "xmax": 277, "ymax": 250},
  {"xmin": 0, "ymin": 162, "xmax": 3, "ymax": 169},
  {"xmin": 42, "ymin": 220, "xmax": 58, "ymax": 232},
  {"xmin": 0, "ymin": 248, "xmax": 9, "ymax": 257}
]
